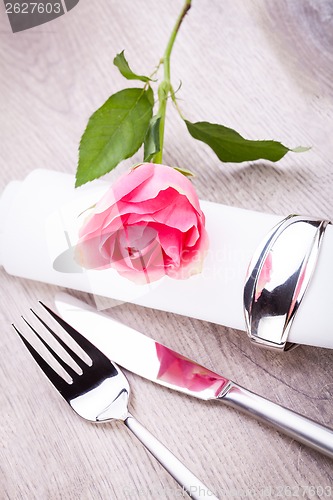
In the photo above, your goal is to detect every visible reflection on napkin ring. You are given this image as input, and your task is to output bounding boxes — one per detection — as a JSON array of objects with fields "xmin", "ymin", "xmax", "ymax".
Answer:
[{"xmin": 243, "ymin": 214, "xmax": 331, "ymax": 351}]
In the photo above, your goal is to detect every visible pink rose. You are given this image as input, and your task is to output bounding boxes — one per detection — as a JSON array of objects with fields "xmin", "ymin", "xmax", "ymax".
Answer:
[{"xmin": 76, "ymin": 163, "xmax": 209, "ymax": 284}]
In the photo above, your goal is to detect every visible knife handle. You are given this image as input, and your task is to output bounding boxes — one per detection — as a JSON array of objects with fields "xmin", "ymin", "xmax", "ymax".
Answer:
[
  {"xmin": 124, "ymin": 414, "xmax": 218, "ymax": 499},
  {"xmin": 220, "ymin": 382, "xmax": 333, "ymax": 459}
]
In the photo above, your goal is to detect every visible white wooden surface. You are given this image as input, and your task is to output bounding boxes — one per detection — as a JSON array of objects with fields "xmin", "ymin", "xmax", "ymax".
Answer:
[{"xmin": 1, "ymin": 1, "xmax": 333, "ymax": 498}]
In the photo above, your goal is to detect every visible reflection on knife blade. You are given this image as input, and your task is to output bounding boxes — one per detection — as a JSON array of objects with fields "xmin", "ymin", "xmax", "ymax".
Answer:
[
  {"xmin": 55, "ymin": 292, "xmax": 230, "ymax": 400},
  {"xmin": 55, "ymin": 292, "xmax": 333, "ymax": 459}
]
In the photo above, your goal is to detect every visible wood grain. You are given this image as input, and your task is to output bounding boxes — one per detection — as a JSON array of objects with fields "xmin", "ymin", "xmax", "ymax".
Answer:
[{"xmin": 1, "ymin": 1, "xmax": 333, "ymax": 498}]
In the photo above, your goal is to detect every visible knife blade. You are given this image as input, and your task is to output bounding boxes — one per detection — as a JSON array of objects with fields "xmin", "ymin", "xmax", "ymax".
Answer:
[{"xmin": 55, "ymin": 292, "xmax": 333, "ymax": 459}]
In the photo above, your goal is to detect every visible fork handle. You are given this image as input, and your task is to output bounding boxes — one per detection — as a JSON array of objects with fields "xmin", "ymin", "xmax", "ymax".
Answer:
[
  {"xmin": 124, "ymin": 414, "xmax": 218, "ymax": 500},
  {"xmin": 220, "ymin": 382, "xmax": 333, "ymax": 458}
]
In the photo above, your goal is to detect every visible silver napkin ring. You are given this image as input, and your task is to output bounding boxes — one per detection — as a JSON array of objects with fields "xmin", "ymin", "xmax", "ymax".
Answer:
[{"xmin": 243, "ymin": 215, "xmax": 330, "ymax": 351}]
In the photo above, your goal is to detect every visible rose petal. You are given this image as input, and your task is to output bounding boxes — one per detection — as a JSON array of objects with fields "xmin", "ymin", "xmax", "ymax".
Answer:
[
  {"xmin": 122, "ymin": 164, "xmax": 202, "ymax": 213},
  {"xmin": 94, "ymin": 164, "xmax": 155, "ymax": 213},
  {"xmin": 152, "ymin": 196, "xmax": 198, "ymax": 232}
]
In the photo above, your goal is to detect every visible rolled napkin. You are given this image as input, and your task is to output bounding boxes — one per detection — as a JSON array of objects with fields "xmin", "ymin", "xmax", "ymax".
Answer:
[{"xmin": 1, "ymin": 169, "xmax": 332, "ymax": 349}]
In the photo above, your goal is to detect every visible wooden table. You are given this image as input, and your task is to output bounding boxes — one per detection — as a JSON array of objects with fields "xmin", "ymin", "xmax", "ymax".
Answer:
[{"xmin": 1, "ymin": 1, "xmax": 333, "ymax": 498}]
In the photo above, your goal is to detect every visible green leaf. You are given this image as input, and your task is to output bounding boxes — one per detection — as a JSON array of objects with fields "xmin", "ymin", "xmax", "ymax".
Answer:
[
  {"xmin": 145, "ymin": 85, "xmax": 154, "ymax": 107},
  {"xmin": 292, "ymin": 145, "xmax": 311, "ymax": 153},
  {"xmin": 185, "ymin": 120, "xmax": 296, "ymax": 163},
  {"xmin": 172, "ymin": 166, "xmax": 195, "ymax": 177},
  {"xmin": 144, "ymin": 115, "xmax": 161, "ymax": 162},
  {"xmin": 113, "ymin": 50, "xmax": 152, "ymax": 83},
  {"xmin": 76, "ymin": 88, "xmax": 153, "ymax": 187}
]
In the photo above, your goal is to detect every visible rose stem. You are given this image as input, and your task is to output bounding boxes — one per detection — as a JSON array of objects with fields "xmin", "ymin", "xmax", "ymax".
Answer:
[{"xmin": 152, "ymin": 0, "xmax": 191, "ymax": 164}]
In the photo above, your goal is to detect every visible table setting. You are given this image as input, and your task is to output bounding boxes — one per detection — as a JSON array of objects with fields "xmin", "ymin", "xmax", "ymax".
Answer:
[{"xmin": 1, "ymin": 0, "xmax": 333, "ymax": 498}]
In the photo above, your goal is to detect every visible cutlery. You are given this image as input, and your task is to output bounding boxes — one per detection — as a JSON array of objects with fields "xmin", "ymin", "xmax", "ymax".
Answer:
[
  {"xmin": 55, "ymin": 292, "xmax": 333, "ymax": 459},
  {"xmin": 12, "ymin": 303, "xmax": 218, "ymax": 500}
]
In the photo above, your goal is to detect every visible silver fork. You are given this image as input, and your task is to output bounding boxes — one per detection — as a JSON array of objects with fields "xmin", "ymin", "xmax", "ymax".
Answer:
[{"xmin": 13, "ymin": 302, "xmax": 218, "ymax": 500}]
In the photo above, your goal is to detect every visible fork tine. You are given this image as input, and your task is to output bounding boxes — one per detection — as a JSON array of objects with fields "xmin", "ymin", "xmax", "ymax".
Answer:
[
  {"xmin": 12, "ymin": 323, "xmax": 70, "ymax": 395},
  {"xmin": 39, "ymin": 301, "xmax": 108, "ymax": 363},
  {"xmin": 30, "ymin": 308, "xmax": 87, "ymax": 371},
  {"xmin": 22, "ymin": 314, "xmax": 79, "ymax": 380}
]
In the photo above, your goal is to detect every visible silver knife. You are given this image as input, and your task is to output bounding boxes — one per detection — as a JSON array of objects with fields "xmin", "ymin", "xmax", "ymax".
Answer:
[{"xmin": 55, "ymin": 292, "xmax": 333, "ymax": 459}]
